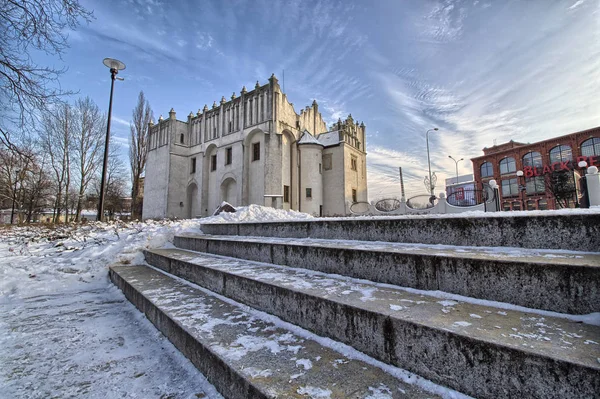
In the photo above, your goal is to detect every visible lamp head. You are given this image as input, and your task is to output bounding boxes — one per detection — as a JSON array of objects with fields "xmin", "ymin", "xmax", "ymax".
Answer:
[
  {"xmin": 516, "ymin": 170, "xmax": 524, "ymax": 177},
  {"xmin": 433, "ymin": 128, "xmax": 438, "ymax": 131},
  {"xmin": 103, "ymin": 58, "xmax": 126, "ymax": 71},
  {"xmin": 578, "ymin": 160, "xmax": 588, "ymax": 168}
]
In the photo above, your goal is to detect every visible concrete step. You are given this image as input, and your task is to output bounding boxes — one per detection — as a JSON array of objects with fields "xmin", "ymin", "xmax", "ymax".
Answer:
[
  {"xmin": 174, "ymin": 234, "xmax": 600, "ymax": 314},
  {"xmin": 109, "ymin": 264, "xmax": 446, "ymax": 399},
  {"xmin": 199, "ymin": 213, "xmax": 600, "ymax": 252},
  {"xmin": 143, "ymin": 248, "xmax": 600, "ymax": 399}
]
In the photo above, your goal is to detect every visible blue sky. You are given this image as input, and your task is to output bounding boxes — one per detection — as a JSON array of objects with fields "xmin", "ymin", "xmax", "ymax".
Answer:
[{"xmin": 53, "ymin": 0, "xmax": 600, "ymax": 200}]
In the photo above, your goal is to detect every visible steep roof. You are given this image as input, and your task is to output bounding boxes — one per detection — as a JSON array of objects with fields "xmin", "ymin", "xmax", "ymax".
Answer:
[
  {"xmin": 298, "ymin": 130, "xmax": 324, "ymax": 146},
  {"xmin": 316, "ymin": 131, "xmax": 341, "ymax": 147}
]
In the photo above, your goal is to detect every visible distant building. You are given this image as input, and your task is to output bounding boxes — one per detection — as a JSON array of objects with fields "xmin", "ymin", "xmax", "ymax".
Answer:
[
  {"xmin": 471, "ymin": 127, "xmax": 600, "ymax": 210},
  {"xmin": 143, "ymin": 74, "xmax": 368, "ymax": 219},
  {"xmin": 445, "ymin": 174, "xmax": 476, "ymax": 206}
]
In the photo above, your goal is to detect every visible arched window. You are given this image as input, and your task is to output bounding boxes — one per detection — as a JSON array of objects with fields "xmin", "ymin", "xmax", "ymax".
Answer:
[
  {"xmin": 480, "ymin": 162, "xmax": 493, "ymax": 178},
  {"xmin": 581, "ymin": 137, "xmax": 600, "ymax": 157},
  {"xmin": 499, "ymin": 157, "xmax": 516, "ymax": 175},
  {"xmin": 522, "ymin": 151, "xmax": 542, "ymax": 168},
  {"xmin": 549, "ymin": 145, "xmax": 572, "ymax": 163},
  {"xmin": 180, "ymin": 134, "xmax": 184, "ymax": 144}
]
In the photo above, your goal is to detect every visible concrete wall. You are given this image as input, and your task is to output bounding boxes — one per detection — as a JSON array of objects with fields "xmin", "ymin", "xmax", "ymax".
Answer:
[
  {"xmin": 322, "ymin": 147, "xmax": 347, "ymax": 216},
  {"xmin": 299, "ymin": 144, "xmax": 323, "ymax": 216},
  {"xmin": 246, "ymin": 130, "xmax": 265, "ymax": 206},
  {"xmin": 142, "ymin": 139, "xmax": 170, "ymax": 219},
  {"xmin": 200, "ymin": 213, "xmax": 600, "ymax": 252}
]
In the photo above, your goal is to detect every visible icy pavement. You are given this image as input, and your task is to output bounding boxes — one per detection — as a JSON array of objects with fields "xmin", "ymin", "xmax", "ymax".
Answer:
[{"xmin": 0, "ymin": 220, "xmax": 223, "ymax": 399}]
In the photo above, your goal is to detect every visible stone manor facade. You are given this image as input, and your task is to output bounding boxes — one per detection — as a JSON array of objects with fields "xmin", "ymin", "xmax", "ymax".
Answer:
[{"xmin": 143, "ymin": 74, "xmax": 368, "ymax": 219}]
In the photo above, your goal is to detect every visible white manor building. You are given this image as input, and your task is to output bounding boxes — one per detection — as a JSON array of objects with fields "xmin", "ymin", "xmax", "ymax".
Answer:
[{"xmin": 143, "ymin": 74, "xmax": 368, "ymax": 219}]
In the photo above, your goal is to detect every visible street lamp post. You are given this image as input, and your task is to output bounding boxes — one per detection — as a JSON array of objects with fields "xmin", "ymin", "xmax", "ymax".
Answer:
[
  {"xmin": 516, "ymin": 170, "xmax": 527, "ymax": 210},
  {"xmin": 448, "ymin": 155, "xmax": 464, "ymax": 184},
  {"xmin": 10, "ymin": 169, "xmax": 20, "ymax": 224},
  {"xmin": 98, "ymin": 58, "xmax": 126, "ymax": 222},
  {"xmin": 426, "ymin": 128, "xmax": 439, "ymax": 198}
]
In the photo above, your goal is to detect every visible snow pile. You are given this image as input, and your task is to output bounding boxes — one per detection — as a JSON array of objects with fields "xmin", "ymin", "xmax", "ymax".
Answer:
[{"xmin": 202, "ymin": 203, "xmax": 315, "ymax": 224}]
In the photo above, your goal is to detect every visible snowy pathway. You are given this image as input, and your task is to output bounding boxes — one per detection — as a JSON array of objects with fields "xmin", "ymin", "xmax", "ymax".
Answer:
[{"xmin": 0, "ymin": 221, "xmax": 222, "ymax": 399}]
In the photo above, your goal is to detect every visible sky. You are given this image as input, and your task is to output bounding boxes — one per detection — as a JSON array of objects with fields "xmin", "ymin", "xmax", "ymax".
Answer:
[{"xmin": 49, "ymin": 0, "xmax": 600, "ymax": 200}]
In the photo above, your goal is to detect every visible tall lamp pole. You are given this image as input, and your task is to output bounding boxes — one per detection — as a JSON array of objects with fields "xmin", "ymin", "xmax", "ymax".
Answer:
[
  {"xmin": 426, "ymin": 128, "xmax": 439, "ymax": 197},
  {"xmin": 516, "ymin": 170, "xmax": 526, "ymax": 210},
  {"xmin": 448, "ymin": 155, "xmax": 464, "ymax": 184},
  {"xmin": 98, "ymin": 58, "xmax": 126, "ymax": 222}
]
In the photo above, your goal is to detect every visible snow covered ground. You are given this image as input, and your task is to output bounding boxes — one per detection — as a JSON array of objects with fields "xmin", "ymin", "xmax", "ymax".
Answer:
[
  {"xmin": 0, "ymin": 205, "xmax": 317, "ymax": 399},
  {"xmin": 1, "ymin": 205, "xmax": 598, "ymax": 398}
]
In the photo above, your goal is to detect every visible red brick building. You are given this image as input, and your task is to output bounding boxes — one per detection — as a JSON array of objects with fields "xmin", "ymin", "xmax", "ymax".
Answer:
[{"xmin": 471, "ymin": 126, "xmax": 600, "ymax": 211}]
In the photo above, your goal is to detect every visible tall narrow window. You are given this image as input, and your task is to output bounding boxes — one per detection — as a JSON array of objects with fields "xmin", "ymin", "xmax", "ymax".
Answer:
[
  {"xmin": 499, "ymin": 157, "xmax": 516, "ymax": 175},
  {"xmin": 549, "ymin": 145, "xmax": 572, "ymax": 163},
  {"xmin": 306, "ymin": 188, "xmax": 312, "ymax": 198},
  {"xmin": 252, "ymin": 142, "xmax": 260, "ymax": 161},
  {"xmin": 191, "ymin": 158, "xmax": 196, "ymax": 174},
  {"xmin": 351, "ymin": 156, "xmax": 357, "ymax": 171},
  {"xmin": 260, "ymin": 95, "xmax": 264, "ymax": 121},
  {"xmin": 323, "ymin": 154, "xmax": 332, "ymax": 170},
  {"xmin": 352, "ymin": 189, "xmax": 357, "ymax": 203},
  {"xmin": 211, "ymin": 154, "xmax": 217, "ymax": 171},
  {"xmin": 180, "ymin": 134, "xmax": 184, "ymax": 144},
  {"xmin": 249, "ymin": 100, "xmax": 253, "ymax": 125},
  {"xmin": 319, "ymin": 163, "xmax": 322, "ymax": 174},
  {"xmin": 480, "ymin": 162, "xmax": 493, "ymax": 178},
  {"xmin": 228, "ymin": 121, "xmax": 232, "ymax": 133},
  {"xmin": 501, "ymin": 178, "xmax": 518, "ymax": 197},
  {"xmin": 225, "ymin": 147, "xmax": 232, "ymax": 165},
  {"xmin": 581, "ymin": 137, "xmax": 600, "ymax": 157},
  {"xmin": 283, "ymin": 185, "xmax": 290, "ymax": 203}
]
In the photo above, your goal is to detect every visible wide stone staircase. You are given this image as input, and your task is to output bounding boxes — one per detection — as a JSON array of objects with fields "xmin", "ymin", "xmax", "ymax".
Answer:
[{"xmin": 110, "ymin": 214, "xmax": 600, "ymax": 398}]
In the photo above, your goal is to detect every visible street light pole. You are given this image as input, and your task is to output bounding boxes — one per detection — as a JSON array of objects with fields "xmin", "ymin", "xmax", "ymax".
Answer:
[
  {"xmin": 448, "ymin": 155, "xmax": 464, "ymax": 184},
  {"xmin": 426, "ymin": 128, "xmax": 439, "ymax": 198},
  {"xmin": 98, "ymin": 58, "xmax": 126, "ymax": 222},
  {"xmin": 516, "ymin": 170, "xmax": 526, "ymax": 210},
  {"xmin": 10, "ymin": 169, "xmax": 20, "ymax": 224}
]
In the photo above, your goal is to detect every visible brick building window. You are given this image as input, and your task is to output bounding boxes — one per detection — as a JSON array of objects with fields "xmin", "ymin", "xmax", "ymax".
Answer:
[
  {"xmin": 225, "ymin": 147, "xmax": 232, "ymax": 165},
  {"xmin": 501, "ymin": 178, "xmax": 518, "ymax": 197},
  {"xmin": 581, "ymin": 137, "xmax": 600, "ymax": 157},
  {"xmin": 480, "ymin": 162, "xmax": 493, "ymax": 178},
  {"xmin": 522, "ymin": 151, "xmax": 543, "ymax": 168},
  {"xmin": 549, "ymin": 145, "xmax": 572, "ymax": 163},
  {"xmin": 191, "ymin": 157, "xmax": 196, "ymax": 174},
  {"xmin": 525, "ymin": 176, "xmax": 545, "ymax": 194},
  {"xmin": 283, "ymin": 185, "xmax": 289, "ymax": 203},
  {"xmin": 252, "ymin": 142, "xmax": 260, "ymax": 161},
  {"xmin": 499, "ymin": 157, "xmax": 516, "ymax": 175},
  {"xmin": 211, "ymin": 154, "xmax": 217, "ymax": 171}
]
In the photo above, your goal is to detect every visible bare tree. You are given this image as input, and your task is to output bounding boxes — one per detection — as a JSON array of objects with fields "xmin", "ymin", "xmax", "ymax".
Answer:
[
  {"xmin": 72, "ymin": 97, "xmax": 105, "ymax": 221},
  {"xmin": 544, "ymin": 171, "xmax": 577, "ymax": 209},
  {"xmin": 0, "ymin": 0, "xmax": 92, "ymax": 151},
  {"xmin": 94, "ymin": 138, "xmax": 127, "ymax": 220},
  {"xmin": 41, "ymin": 103, "xmax": 75, "ymax": 223},
  {"xmin": 129, "ymin": 91, "xmax": 153, "ymax": 219}
]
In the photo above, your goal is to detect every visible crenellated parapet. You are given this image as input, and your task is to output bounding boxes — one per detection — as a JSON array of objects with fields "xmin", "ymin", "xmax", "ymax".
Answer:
[{"xmin": 331, "ymin": 114, "xmax": 366, "ymax": 152}]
